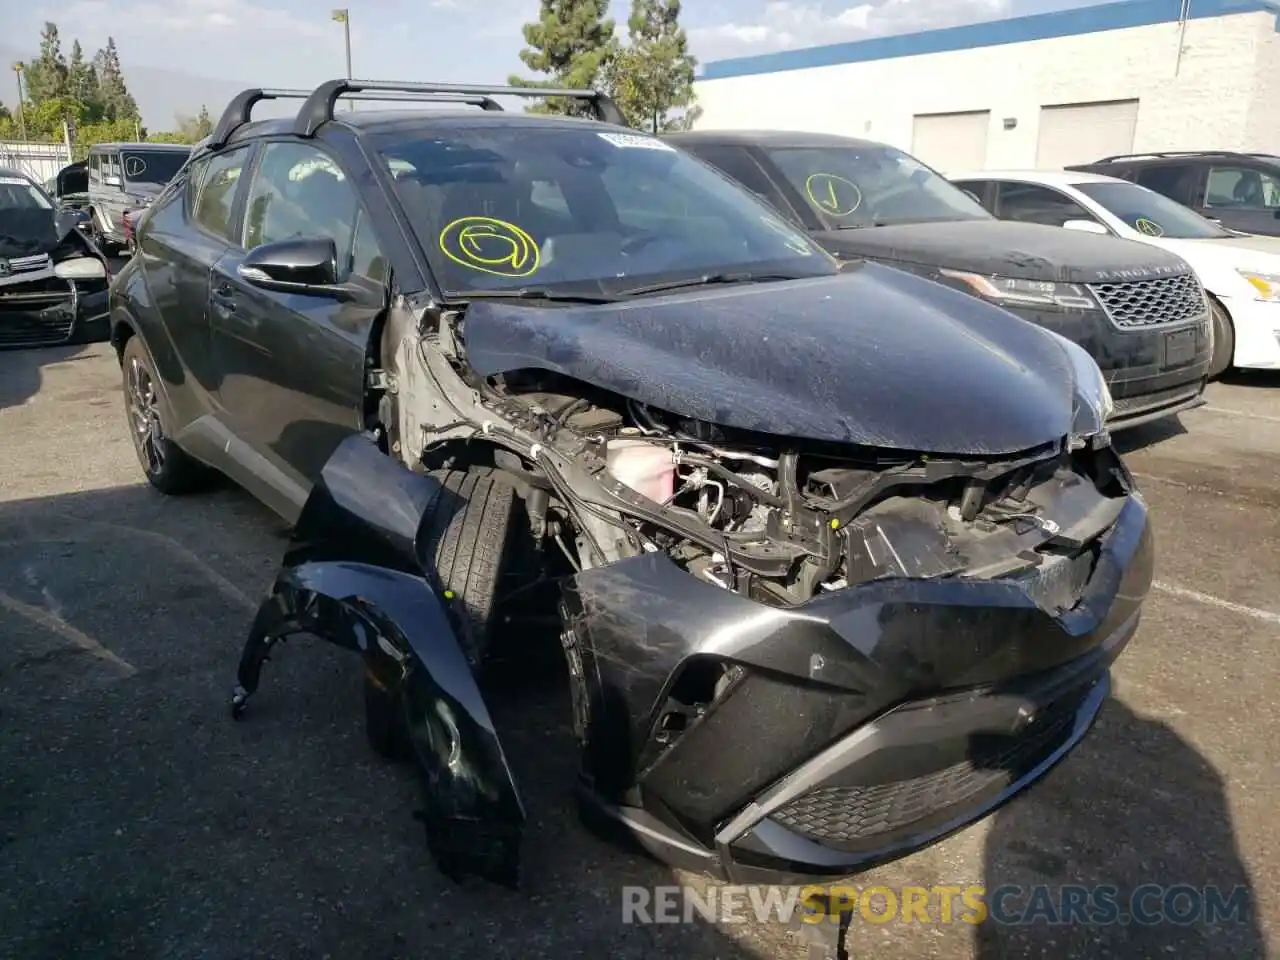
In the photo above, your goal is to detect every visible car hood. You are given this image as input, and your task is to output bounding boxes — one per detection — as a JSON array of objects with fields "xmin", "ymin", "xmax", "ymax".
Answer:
[
  {"xmin": 814, "ymin": 218, "xmax": 1190, "ymax": 283},
  {"xmin": 0, "ymin": 209, "xmax": 60, "ymax": 259},
  {"xmin": 1152, "ymin": 233, "xmax": 1280, "ymax": 271},
  {"xmin": 463, "ymin": 261, "xmax": 1084, "ymax": 456}
]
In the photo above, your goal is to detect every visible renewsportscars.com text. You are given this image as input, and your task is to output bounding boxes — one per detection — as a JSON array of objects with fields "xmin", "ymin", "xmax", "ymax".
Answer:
[{"xmin": 621, "ymin": 883, "xmax": 1251, "ymax": 927}]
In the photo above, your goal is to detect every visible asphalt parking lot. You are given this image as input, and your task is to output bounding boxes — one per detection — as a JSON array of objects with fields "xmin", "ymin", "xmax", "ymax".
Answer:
[{"xmin": 0, "ymin": 341, "xmax": 1276, "ymax": 960}]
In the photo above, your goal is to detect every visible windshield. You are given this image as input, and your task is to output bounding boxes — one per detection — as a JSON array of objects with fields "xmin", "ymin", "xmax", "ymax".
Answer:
[
  {"xmin": 763, "ymin": 144, "xmax": 992, "ymax": 229},
  {"xmin": 121, "ymin": 150, "xmax": 191, "ymax": 187},
  {"xmin": 373, "ymin": 125, "xmax": 836, "ymax": 296},
  {"xmin": 0, "ymin": 174, "xmax": 53, "ymax": 211},
  {"xmin": 1072, "ymin": 181, "xmax": 1231, "ymax": 239}
]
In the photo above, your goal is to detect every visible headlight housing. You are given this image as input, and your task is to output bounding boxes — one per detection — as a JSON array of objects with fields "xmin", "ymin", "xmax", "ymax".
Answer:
[
  {"xmin": 940, "ymin": 269, "xmax": 1099, "ymax": 310},
  {"xmin": 54, "ymin": 257, "xmax": 107, "ymax": 280},
  {"xmin": 1043, "ymin": 329, "xmax": 1114, "ymax": 444},
  {"xmin": 1237, "ymin": 270, "xmax": 1280, "ymax": 302}
]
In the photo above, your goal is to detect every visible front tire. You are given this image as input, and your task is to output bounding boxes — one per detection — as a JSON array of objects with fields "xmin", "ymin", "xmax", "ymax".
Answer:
[
  {"xmin": 421, "ymin": 467, "xmax": 520, "ymax": 668},
  {"xmin": 121, "ymin": 335, "xmax": 206, "ymax": 494},
  {"xmin": 1208, "ymin": 297, "xmax": 1235, "ymax": 380}
]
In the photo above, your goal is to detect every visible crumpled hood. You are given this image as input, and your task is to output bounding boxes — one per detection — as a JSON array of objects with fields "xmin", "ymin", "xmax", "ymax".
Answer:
[
  {"xmin": 463, "ymin": 261, "xmax": 1085, "ymax": 456},
  {"xmin": 0, "ymin": 210, "xmax": 59, "ymax": 259},
  {"xmin": 815, "ymin": 218, "xmax": 1191, "ymax": 284}
]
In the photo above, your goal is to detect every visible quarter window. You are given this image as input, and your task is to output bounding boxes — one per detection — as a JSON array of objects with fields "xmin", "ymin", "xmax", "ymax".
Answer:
[
  {"xmin": 242, "ymin": 142, "xmax": 364, "ymax": 274},
  {"xmin": 191, "ymin": 146, "xmax": 250, "ymax": 242}
]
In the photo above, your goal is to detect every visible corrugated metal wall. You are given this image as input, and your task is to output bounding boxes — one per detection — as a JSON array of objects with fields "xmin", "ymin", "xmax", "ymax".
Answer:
[{"xmin": 0, "ymin": 141, "xmax": 73, "ymax": 184}]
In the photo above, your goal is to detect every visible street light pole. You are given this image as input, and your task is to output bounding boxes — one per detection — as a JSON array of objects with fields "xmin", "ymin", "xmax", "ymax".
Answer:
[
  {"xmin": 11, "ymin": 62, "xmax": 26, "ymax": 141},
  {"xmin": 332, "ymin": 9, "xmax": 353, "ymax": 111}
]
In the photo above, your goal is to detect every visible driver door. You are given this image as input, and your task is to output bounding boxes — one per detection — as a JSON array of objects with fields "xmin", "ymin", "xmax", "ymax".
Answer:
[{"xmin": 210, "ymin": 140, "xmax": 387, "ymax": 520}]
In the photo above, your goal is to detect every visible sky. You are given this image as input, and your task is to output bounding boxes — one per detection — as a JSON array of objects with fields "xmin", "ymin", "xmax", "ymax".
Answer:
[{"xmin": 3, "ymin": 0, "xmax": 1115, "ymax": 127}]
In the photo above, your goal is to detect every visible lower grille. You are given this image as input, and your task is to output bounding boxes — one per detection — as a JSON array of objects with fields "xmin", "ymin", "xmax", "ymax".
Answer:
[
  {"xmin": 770, "ymin": 697, "xmax": 1081, "ymax": 846},
  {"xmin": 1087, "ymin": 273, "xmax": 1206, "ymax": 329},
  {"xmin": 0, "ymin": 280, "xmax": 77, "ymax": 347},
  {"xmin": 1111, "ymin": 384, "xmax": 1203, "ymax": 418}
]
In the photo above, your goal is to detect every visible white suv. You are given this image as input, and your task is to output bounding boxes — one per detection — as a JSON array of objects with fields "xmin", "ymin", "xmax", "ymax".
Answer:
[{"xmin": 949, "ymin": 168, "xmax": 1280, "ymax": 379}]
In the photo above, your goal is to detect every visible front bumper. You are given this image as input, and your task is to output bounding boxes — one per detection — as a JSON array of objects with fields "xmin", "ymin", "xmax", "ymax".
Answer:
[
  {"xmin": 0, "ymin": 277, "xmax": 110, "ymax": 350},
  {"xmin": 1220, "ymin": 295, "xmax": 1280, "ymax": 370},
  {"xmin": 998, "ymin": 303, "xmax": 1211, "ymax": 430},
  {"xmin": 564, "ymin": 486, "xmax": 1152, "ymax": 883}
]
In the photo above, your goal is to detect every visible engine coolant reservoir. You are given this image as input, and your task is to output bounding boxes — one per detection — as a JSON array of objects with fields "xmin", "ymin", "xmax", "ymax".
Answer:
[{"xmin": 606, "ymin": 439, "xmax": 675, "ymax": 503}]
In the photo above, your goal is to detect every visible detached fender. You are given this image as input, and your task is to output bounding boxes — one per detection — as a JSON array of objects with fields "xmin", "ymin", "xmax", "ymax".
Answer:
[{"xmin": 234, "ymin": 434, "xmax": 525, "ymax": 887}]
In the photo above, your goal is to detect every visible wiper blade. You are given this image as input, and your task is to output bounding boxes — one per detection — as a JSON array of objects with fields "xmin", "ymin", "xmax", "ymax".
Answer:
[
  {"xmin": 618, "ymin": 272, "xmax": 799, "ymax": 297},
  {"xmin": 458, "ymin": 288, "xmax": 619, "ymax": 304}
]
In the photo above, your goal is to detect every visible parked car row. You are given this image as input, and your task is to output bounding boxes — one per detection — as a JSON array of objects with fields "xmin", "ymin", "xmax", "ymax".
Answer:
[
  {"xmin": 947, "ymin": 166, "xmax": 1280, "ymax": 377},
  {"xmin": 103, "ymin": 80, "xmax": 1157, "ymax": 891}
]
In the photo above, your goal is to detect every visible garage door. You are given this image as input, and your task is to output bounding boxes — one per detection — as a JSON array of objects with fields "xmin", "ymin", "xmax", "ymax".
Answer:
[
  {"xmin": 1036, "ymin": 100, "xmax": 1139, "ymax": 169},
  {"xmin": 911, "ymin": 111, "xmax": 990, "ymax": 171}
]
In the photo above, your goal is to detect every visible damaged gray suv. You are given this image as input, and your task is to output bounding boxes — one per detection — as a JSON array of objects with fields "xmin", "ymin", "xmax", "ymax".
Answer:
[{"xmin": 108, "ymin": 80, "xmax": 1154, "ymax": 890}]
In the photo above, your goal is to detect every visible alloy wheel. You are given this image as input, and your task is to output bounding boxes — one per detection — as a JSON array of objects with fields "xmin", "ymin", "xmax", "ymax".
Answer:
[{"xmin": 126, "ymin": 355, "xmax": 166, "ymax": 475}]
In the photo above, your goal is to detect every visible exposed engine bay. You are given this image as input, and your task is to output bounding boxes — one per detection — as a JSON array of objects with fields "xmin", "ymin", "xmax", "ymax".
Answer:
[{"xmin": 378, "ymin": 297, "xmax": 1126, "ymax": 612}]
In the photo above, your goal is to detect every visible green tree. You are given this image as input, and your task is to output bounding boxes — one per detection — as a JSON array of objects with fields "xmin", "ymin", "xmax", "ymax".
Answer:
[
  {"xmin": 605, "ymin": 0, "xmax": 699, "ymax": 132},
  {"xmin": 510, "ymin": 0, "xmax": 617, "ymax": 115},
  {"xmin": 24, "ymin": 22, "xmax": 70, "ymax": 104},
  {"xmin": 93, "ymin": 37, "xmax": 139, "ymax": 122},
  {"xmin": 67, "ymin": 40, "xmax": 103, "ymax": 120}
]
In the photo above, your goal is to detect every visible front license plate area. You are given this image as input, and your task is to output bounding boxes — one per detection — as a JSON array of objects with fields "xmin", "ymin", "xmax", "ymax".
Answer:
[{"xmin": 1165, "ymin": 328, "xmax": 1197, "ymax": 368}]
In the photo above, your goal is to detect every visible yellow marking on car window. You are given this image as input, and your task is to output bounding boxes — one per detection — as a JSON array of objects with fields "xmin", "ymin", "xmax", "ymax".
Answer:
[
  {"xmin": 439, "ymin": 216, "xmax": 541, "ymax": 278},
  {"xmin": 1134, "ymin": 217, "xmax": 1164, "ymax": 237},
  {"xmin": 804, "ymin": 173, "xmax": 862, "ymax": 216}
]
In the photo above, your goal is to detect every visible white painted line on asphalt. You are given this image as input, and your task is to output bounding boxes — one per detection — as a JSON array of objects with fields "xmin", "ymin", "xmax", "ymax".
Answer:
[
  {"xmin": 1153, "ymin": 581, "xmax": 1280, "ymax": 626},
  {"xmin": 0, "ymin": 589, "xmax": 137, "ymax": 674},
  {"xmin": 1201, "ymin": 405, "xmax": 1280, "ymax": 424}
]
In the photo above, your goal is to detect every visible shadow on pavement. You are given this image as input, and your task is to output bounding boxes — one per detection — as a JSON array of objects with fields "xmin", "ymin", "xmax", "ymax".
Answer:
[
  {"xmin": 0, "ymin": 482, "xmax": 764, "ymax": 960},
  {"xmin": 1111, "ymin": 414, "xmax": 1187, "ymax": 455},
  {"xmin": 0, "ymin": 345, "xmax": 103, "ymax": 412},
  {"xmin": 1220, "ymin": 369, "xmax": 1280, "ymax": 389},
  {"xmin": 975, "ymin": 697, "xmax": 1264, "ymax": 959}
]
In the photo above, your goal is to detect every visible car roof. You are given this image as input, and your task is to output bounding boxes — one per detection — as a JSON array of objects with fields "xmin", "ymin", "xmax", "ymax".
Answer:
[
  {"xmin": 664, "ymin": 129, "xmax": 888, "ymax": 151},
  {"xmin": 947, "ymin": 169, "xmax": 1129, "ymax": 186},
  {"xmin": 0, "ymin": 166, "xmax": 33, "ymax": 181},
  {"xmin": 91, "ymin": 142, "xmax": 192, "ymax": 151}
]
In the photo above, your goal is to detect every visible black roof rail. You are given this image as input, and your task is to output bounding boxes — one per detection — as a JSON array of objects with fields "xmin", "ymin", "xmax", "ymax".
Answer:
[
  {"xmin": 292, "ymin": 79, "xmax": 627, "ymax": 137},
  {"xmin": 209, "ymin": 86, "xmax": 506, "ymax": 150},
  {"xmin": 1095, "ymin": 149, "xmax": 1258, "ymax": 163}
]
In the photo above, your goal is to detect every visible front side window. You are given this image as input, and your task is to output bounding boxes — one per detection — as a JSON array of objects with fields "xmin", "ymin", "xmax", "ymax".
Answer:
[
  {"xmin": 375, "ymin": 125, "xmax": 833, "ymax": 296},
  {"xmin": 0, "ymin": 174, "xmax": 54, "ymax": 211},
  {"xmin": 995, "ymin": 182, "xmax": 1095, "ymax": 227},
  {"xmin": 762, "ymin": 144, "xmax": 991, "ymax": 229},
  {"xmin": 192, "ymin": 146, "xmax": 250, "ymax": 242},
  {"xmin": 1205, "ymin": 165, "xmax": 1280, "ymax": 210},
  {"xmin": 1072, "ymin": 180, "xmax": 1231, "ymax": 239},
  {"xmin": 121, "ymin": 150, "xmax": 191, "ymax": 188},
  {"xmin": 242, "ymin": 142, "xmax": 365, "ymax": 275}
]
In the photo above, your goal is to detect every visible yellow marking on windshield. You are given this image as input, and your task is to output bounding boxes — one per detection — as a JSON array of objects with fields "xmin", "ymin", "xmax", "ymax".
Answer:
[
  {"xmin": 804, "ymin": 173, "xmax": 862, "ymax": 217},
  {"xmin": 439, "ymin": 216, "xmax": 541, "ymax": 278},
  {"xmin": 1134, "ymin": 217, "xmax": 1164, "ymax": 237}
]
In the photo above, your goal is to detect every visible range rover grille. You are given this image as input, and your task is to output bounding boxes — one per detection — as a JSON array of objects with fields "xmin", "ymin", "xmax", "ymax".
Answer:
[{"xmin": 1087, "ymin": 272, "xmax": 1206, "ymax": 329}]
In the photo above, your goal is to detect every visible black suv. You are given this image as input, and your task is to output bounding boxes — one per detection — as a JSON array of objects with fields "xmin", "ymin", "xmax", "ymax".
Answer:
[
  {"xmin": 668, "ymin": 131, "xmax": 1212, "ymax": 430},
  {"xmin": 1067, "ymin": 151, "xmax": 1280, "ymax": 237},
  {"xmin": 110, "ymin": 80, "xmax": 1152, "ymax": 889}
]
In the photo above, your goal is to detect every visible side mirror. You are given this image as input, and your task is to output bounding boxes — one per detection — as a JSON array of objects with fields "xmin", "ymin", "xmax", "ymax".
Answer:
[
  {"xmin": 104, "ymin": 175, "xmax": 121, "ymax": 187},
  {"xmin": 237, "ymin": 237, "xmax": 350, "ymax": 298},
  {"xmin": 1062, "ymin": 219, "xmax": 1109, "ymax": 236}
]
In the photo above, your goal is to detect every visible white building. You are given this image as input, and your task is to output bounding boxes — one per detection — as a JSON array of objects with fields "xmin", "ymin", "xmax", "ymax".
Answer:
[{"xmin": 692, "ymin": 0, "xmax": 1280, "ymax": 171}]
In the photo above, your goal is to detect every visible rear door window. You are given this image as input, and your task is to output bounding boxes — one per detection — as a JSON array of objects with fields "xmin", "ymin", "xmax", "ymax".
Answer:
[
  {"xmin": 1135, "ymin": 164, "xmax": 1195, "ymax": 203},
  {"xmin": 994, "ymin": 182, "xmax": 1096, "ymax": 227}
]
